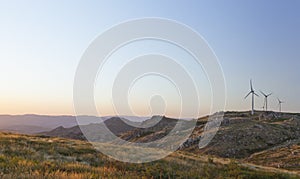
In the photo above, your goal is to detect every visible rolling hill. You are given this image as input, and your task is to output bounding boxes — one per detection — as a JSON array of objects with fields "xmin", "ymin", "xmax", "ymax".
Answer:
[{"xmin": 39, "ymin": 111, "xmax": 300, "ymax": 176}]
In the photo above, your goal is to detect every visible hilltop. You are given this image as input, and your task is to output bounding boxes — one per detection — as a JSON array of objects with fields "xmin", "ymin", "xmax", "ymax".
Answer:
[{"xmin": 186, "ymin": 111, "xmax": 300, "ymax": 158}]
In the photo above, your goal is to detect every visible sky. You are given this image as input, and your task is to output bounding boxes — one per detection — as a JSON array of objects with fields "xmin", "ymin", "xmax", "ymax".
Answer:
[{"xmin": 0, "ymin": 0, "xmax": 299, "ymax": 117}]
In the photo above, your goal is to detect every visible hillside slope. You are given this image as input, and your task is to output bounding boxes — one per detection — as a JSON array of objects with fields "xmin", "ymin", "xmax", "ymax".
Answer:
[{"xmin": 190, "ymin": 111, "xmax": 300, "ymax": 159}]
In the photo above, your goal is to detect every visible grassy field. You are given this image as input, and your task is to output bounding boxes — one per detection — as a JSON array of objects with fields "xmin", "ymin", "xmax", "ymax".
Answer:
[{"xmin": 0, "ymin": 132, "xmax": 298, "ymax": 178}]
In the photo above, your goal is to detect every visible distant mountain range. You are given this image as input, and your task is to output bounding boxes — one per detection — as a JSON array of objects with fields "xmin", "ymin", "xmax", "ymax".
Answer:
[
  {"xmin": 40, "ymin": 115, "xmax": 180, "ymax": 141},
  {"xmin": 0, "ymin": 114, "xmax": 148, "ymax": 134},
  {"xmin": 40, "ymin": 117, "xmax": 138, "ymax": 140}
]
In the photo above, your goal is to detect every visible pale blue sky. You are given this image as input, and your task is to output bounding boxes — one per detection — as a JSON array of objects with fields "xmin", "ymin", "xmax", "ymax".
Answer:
[{"xmin": 0, "ymin": 0, "xmax": 299, "ymax": 116}]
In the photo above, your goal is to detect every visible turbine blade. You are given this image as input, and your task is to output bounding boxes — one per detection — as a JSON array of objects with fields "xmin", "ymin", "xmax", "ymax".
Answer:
[
  {"xmin": 245, "ymin": 91, "xmax": 251, "ymax": 99},
  {"xmin": 260, "ymin": 90, "xmax": 266, "ymax": 96},
  {"xmin": 254, "ymin": 92, "xmax": 259, "ymax": 97},
  {"xmin": 267, "ymin": 93, "xmax": 273, "ymax": 97},
  {"xmin": 250, "ymin": 79, "xmax": 253, "ymax": 91},
  {"xmin": 277, "ymin": 98, "xmax": 284, "ymax": 103}
]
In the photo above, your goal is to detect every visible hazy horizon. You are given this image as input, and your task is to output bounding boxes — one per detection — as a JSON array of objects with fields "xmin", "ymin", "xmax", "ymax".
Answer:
[{"xmin": 0, "ymin": 109, "xmax": 298, "ymax": 119}]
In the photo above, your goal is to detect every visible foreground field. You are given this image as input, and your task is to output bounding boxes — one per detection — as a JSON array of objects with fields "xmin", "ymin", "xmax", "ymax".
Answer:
[{"xmin": 0, "ymin": 132, "xmax": 298, "ymax": 179}]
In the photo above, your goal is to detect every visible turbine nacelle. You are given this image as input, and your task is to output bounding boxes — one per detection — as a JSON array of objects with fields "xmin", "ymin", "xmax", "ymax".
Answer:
[
  {"xmin": 260, "ymin": 90, "xmax": 272, "ymax": 112},
  {"xmin": 277, "ymin": 98, "xmax": 284, "ymax": 113},
  {"xmin": 277, "ymin": 98, "xmax": 284, "ymax": 104},
  {"xmin": 260, "ymin": 90, "xmax": 272, "ymax": 98}
]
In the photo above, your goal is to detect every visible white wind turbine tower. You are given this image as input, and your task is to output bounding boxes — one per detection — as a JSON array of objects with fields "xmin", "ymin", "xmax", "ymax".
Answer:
[
  {"xmin": 245, "ymin": 79, "xmax": 259, "ymax": 115},
  {"xmin": 277, "ymin": 98, "xmax": 284, "ymax": 113},
  {"xmin": 260, "ymin": 91, "xmax": 272, "ymax": 112}
]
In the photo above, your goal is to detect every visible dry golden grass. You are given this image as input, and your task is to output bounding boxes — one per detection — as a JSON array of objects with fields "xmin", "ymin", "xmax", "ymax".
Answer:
[{"xmin": 0, "ymin": 132, "xmax": 298, "ymax": 179}]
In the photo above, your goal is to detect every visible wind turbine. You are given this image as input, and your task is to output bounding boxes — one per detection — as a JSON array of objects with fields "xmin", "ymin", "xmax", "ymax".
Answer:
[
  {"xmin": 245, "ymin": 79, "xmax": 259, "ymax": 115},
  {"xmin": 260, "ymin": 91, "xmax": 272, "ymax": 112},
  {"xmin": 277, "ymin": 98, "xmax": 284, "ymax": 113}
]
